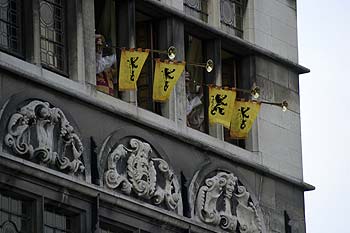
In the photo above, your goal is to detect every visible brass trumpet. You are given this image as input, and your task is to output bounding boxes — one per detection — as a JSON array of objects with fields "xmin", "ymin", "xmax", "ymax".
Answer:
[
  {"xmin": 149, "ymin": 46, "xmax": 177, "ymax": 60},
  {"xmin": 250, "ymin": 86, "xmax": 260, "ymax": 99},
  {"xmin": 235, "ymin": 85, "xmax": 260, "ymax": 99},
  {"xmin": 187, "ymin": 59, "xmax": 214, "ymax": 73},
  {"xmin": 260, "ymin": 100, "xmax": 288, "ymax": 112}
]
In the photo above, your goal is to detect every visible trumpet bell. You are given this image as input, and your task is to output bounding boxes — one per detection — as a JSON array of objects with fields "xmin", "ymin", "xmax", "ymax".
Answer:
[
  {"xmin": 281, "ymin": 100, "xmax": 288, "ymax": 112},
  {"xmin": 206, "ymin": 59, "xmax": 214, "ymax": 73},
  {"xmin": 250, "ymin": 86, "xmax": 260, "ymax": 99},
  {"xmin": 167, "ymin": 46, "xmax": 176, "ymax": 60}
]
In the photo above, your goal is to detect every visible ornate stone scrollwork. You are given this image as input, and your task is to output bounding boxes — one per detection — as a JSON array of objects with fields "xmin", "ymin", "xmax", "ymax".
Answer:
[
  {"xmin": 103, "ymin": 138, "xmax": 181, "ymax": 213},
  {"xmin": 195, "ymin": 172, "xmax": 262, "ymax": 233},
  {"xmin": 4, "ymin": 100, "xmax": 85, "ymax": 175}
]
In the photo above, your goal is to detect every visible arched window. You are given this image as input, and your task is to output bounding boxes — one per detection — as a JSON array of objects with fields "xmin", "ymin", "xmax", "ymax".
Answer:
[{"xmin": 39, "ymin": 0, "xmax": 67, "ymax": 73}]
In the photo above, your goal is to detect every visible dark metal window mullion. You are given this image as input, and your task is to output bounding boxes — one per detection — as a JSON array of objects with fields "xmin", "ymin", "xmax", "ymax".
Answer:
[
  {"xmin": 221, "ymin": 21, "xmax": 243, "ymax": 33},
  {"xmin": 0, "ymin": 207, "xmax": 30, "ymax": 220},
  {"xmin": 0, "ymin": 0, "xmax": 23, "ymax": 57},
  {"xmin": 62, "ymin": 0, "xmax": 68, "ymax": 74},
  {"xmin": 0, "ymin": 17, "xmax": 18, "ymax": 28},
  {"xmin": 41, "ymin": 37, "xmax": 64, "ymax": 53}
]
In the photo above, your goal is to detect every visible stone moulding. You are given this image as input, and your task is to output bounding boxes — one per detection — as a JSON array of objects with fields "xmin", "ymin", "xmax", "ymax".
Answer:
[
  {"xmin": 194, "ymin": 171, "xmax": 262, "ymax": 233},
  {"xmin": 100, "ymin": 137, "xmax": 182, "ymax": 214},
  {"xmin": 3, "ymin": 100, "xmax": 85, "ymax": 176}
]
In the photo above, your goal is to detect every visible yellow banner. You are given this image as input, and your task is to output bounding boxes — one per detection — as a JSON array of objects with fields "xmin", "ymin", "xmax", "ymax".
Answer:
[
  {"xmin": 208, "ymin": 86, "xmax": 236, "ymax": 129},
  {"xmin": 119, "ymin": 48, "xmax": 149, "ymax": 90},
  {"xmin": 153, "ymin": 59, "xmax": 185, "ymax": 102},
  {"xmin": 230, "ymin": 101, "xmax": 261, "ymax": 139}
]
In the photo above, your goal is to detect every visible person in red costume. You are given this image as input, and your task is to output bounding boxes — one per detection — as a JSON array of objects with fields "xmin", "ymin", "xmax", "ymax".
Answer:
[{"xmin": 95, "ymin": 34, "xmax": 117, "ymax": 96}]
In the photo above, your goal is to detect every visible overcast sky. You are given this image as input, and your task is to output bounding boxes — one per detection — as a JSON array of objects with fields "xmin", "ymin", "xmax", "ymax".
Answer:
[{"xmin": 297, "ymin": 0, "xmax": 350, "ymax": 232}]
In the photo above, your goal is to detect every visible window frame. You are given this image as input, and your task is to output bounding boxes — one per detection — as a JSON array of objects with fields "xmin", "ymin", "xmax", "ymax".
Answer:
[
  {"xmin": 43, "ymin": 201, "xmax": 85, "ymax": 233},
  {"xmin": 0, "ymin": 188, "xmax": 38, "ymax": 233},
  {"xmin": 0, "ymin": 0, "xmax": 24, "ymax": 58},
  {"xmin": 134, "ymin": 10, "xmax": 161, "ymax": 113},
  {"xmin": 183, "ymin": 0, "xmax": 208, "ymax": 22},
  {"xmin": 39, "ymin": 0, "xmax": 69, "ymax": 76},
  {"xmin": 220, "ymin": 48, "xmax": 247, "ymax": 148},
  {"xmin": 220, "ymin": 0, "xmax": 245, "ymax": 38},
  {"xmin": 184, "ymin": 32, "xmax": 208, "ymax": 133}
]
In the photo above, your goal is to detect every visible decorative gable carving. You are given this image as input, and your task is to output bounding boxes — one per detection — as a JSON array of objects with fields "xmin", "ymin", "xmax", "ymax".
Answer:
[
  {"xmin": 3, "ymin": 100, "xmax": 85, "ymax": 176},
  {"xmin": 194, "ymin": 171, "xmax": 262, "ymax": 233},
  {"xmin": 100, "ymin": 136, "xmax": 182, "ymax": 214}
]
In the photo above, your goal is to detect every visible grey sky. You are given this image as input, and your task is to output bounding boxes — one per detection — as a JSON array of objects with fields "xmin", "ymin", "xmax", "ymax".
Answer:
[{"xmin": 298, "ymin": 0, "xmax": 350, "ymax": 232}]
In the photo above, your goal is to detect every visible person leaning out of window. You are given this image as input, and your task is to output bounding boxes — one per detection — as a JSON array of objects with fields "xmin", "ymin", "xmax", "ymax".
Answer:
[
  {"xmin": 185, "ymin": 71, "xmax": 205, "ymax": 132},
  {"xmin": 95, "ymin": 34, "xmax": 117, "ymax": 96}
]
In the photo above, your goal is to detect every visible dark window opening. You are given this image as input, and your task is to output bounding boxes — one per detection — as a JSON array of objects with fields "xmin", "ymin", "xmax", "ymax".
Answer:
[
  {"xmin": 221, "ymin": 49, "xmax": 245, "ymax": 148},
  {"xmin": 185, "ymin": 33, "xmax": 206, "ymax": 133},
  {"xmin": 135, "ymin": 10, "xmax": 161, "ymax": 114},
  {"xmin": 284, "ymin": 210, "xmax": 292, "ymax": 233},
  {"xmin": 44, "ymin": 204, "xmax": 81, "ymax": 233},
  {"xmin": 94, "ymin": 0, "xmax": 118, "ymax": 97},
  {"xmin": 100, "ymin": 221, "xmax": 135, "ymax": 233},
  {"xmin": 0, "ymin": 0, "xmax": 22, "ymax": 57},
  {"xmin": 39, "ymin": 0, "xmax": 67, "ymax": 74},
  {"xmin": 0, "ymin": 191, "xmax": 32, "ymax": 233}
]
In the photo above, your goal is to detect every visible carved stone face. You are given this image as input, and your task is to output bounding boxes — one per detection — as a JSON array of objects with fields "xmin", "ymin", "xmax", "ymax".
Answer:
[
  {"xmin": 95, "ymin": 34, "xmax": 105, "ymax": 54},
  {"xmin": 195, "ymin": 171, "xmax": 263, "ymax": 233},
  {"xmin": 225, "ymin": 174, "xmax": 236, "ymax": 194},
  {"xmin": 38, "ymin": 106, "xmax": 50, "ymax": 118}
]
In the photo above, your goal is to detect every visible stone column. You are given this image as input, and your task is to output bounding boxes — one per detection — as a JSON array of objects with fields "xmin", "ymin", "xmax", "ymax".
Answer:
[
  {"xmin": 117, "ymin": 0, "xmax": 137, "ymax": 105},
  {"xmin": 208, "ymin": 0, "xmax": 221, "ymax": 28},
  {"xmin": 158, "ymin": 17, "xmax": 186, "ymax": 127}
]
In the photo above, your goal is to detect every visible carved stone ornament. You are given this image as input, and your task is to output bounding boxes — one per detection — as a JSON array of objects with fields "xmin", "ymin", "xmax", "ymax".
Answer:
[
  {"xmin": 4, "ymin": 100, "xmax": 85, "ymax": 175},
  {"xmin": 195, "ymin": 172, "xmax": 262, "ymax": 233},
  {"xmin": 103, "ymin": 138, "xmax": 181, "ymax": 213},
  {"xmin": 1, "ymin": 220, "xmax": 19, "ymax": 233}
]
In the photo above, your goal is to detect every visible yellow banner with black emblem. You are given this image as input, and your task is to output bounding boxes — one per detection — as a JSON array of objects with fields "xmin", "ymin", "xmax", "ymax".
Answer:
[
  {"xmin": 230, "ymin": 101, "xmax": 261, "ymax": 139},
  {"xmin": 153, "ymin": 59, "xmax": 185, "ymax": 102},
  {"xmin": 119, "ymin": 48, "xmax": 149, "ymax": 90},
  {"xmin": 208, "ymin": 86, "xmax": 236, "ymax": 129}
]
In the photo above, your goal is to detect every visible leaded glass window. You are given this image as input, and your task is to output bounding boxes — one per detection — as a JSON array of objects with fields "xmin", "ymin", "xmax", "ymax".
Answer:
[
  {"xmin": 44, "ymin": 206, "xmax": 79, "ymax": 233},
  {"xmin": 0, "ymin": 193, "xmax": 31, "ymax": 233},
  {"xmin": 220, "ymin": 0, "xmax": 244, "ymax": 37},
  {"xmin": 0, "ymin": 0, "xmax": 22, "ymax": 56},
  {"xmin": 184, "ymin": 0, "xmax": 208, "ymax": 22},
  {"xmin": 100, "ymin": 222, "xmax": 134, "ymax": 233},
  {"xmin": 39, "ymin": 0, "xmax": 67, "ymax": 73}
]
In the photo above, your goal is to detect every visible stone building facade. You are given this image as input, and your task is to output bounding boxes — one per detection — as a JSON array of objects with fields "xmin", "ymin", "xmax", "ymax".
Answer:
[{"xmin": 0, "ymin": 0, "xmax": 313, "ymax": 232}]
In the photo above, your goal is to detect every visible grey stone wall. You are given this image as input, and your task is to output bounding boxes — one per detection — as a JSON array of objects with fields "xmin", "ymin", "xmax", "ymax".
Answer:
[
  {"xmin": 252, "ymin": 56, "xmax": 303, "ymax": 180},
  {"xmin": 0, "ymin": 69, "xmax": 306, "ymax": 232},
  {"xmin": 244, "ymin": 0, "xmax": 299, "ymax": 62}
]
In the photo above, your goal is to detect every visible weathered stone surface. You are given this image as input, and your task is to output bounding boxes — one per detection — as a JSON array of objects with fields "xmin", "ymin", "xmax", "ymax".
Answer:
[
  {"xmin": 2, "ymin": 99, "xmax": 85, "ymax": 177},
  {"xmin": 98, "ymin": 131, "xmax": 183, "ymax": 214},
  {"xmin": 269, "ymin": 61, "xmax": 289, "ymax": 88},
  {"xmin": 288, "ymin": 70, "xmax": 299, "ymax": 93},
  {"xmin": 193, "ymin": 171, "xmax": 263, "ymax": 232}
]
